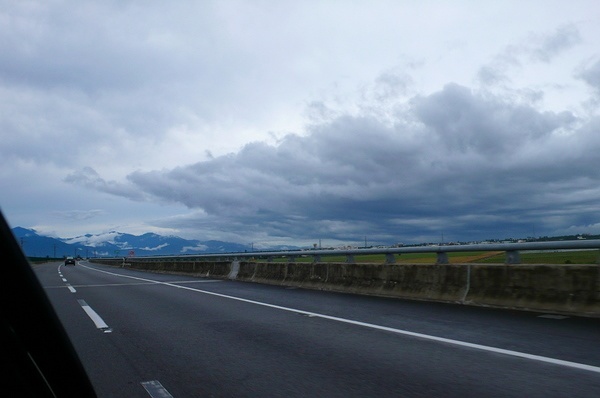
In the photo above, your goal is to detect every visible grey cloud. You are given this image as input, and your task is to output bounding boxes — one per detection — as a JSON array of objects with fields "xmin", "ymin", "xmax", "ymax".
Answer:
[
  {"xmin": 532, "ymin": 25, "xmax": 581, "ymax": 63},
  {"xmin": 477, "ymin": 65, "xmax": 508, "ymax": 86},
  {"xmin": 115, "ymin": 84, "xmax": 597, "ymax": 243},
  {"xmin": 476, "ymin": 44, "xmax": 522, "ymax": 87},
  {"xmin": 478, "ymin": 25, "xmax": 581, "ymax": 87},
  {"xmin": 413, "ymin": 83, "xmax": 576, "ymax": 154},
  {"xmin": 65, "ymin": 167, "xmax": 146, "ymax": 201},
  {"xmin": 7, "ymin": 3, "xmax": 597, "ymax": 244},
  {"xmin": 0, "ymin": 1, "xmax": 278, "ymax": 172},
  {"xmin": 576, "ymin": 58, "xmax": 600, "ymax": 94},
  {"xmin": 372, "ymin": 68, "xmax": 413, "ymax": 101},
  {"xmin": 0, "ymin": 2, "xmax": 214, "ymax": 94},
  {"xmin": 52, "ymin": 209, "xmax": 106, "ymax": 221},
  {"xmin": 304, "ymin": 101, "xmax": 338, "ymax": 123}
]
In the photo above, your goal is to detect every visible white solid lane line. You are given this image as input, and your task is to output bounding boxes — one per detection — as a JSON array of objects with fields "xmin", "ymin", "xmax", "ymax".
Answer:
[
  {"xmin": 77, "ymin": 299, "xmax": 111, "ymax": 332},
  {"xmin": 79, "ymin": 263, "xmax": 600, "ymax": 374}
]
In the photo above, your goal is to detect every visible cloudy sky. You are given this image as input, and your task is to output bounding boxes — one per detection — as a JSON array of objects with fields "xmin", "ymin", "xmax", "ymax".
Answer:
[{"xmin": 2, "ymin": 1, "xmax": 600, "ymax": 248}]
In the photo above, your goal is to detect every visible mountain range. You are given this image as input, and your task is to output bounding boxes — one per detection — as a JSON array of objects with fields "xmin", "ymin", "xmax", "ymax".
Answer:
[{"xmin": 11, "ymin": 227, "xmax": 294, "ymax": 258}]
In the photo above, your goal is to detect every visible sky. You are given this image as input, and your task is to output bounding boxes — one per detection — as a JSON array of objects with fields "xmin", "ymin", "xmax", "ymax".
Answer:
[{"xmin": 2, "ymin": 0, "xmax": 600, "ymax": 248}]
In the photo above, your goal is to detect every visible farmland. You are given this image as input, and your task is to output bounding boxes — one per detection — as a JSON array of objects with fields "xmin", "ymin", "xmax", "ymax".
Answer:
[{"xmin": 256, "ymin": 249, "xmax": 600, "ymax": 264}]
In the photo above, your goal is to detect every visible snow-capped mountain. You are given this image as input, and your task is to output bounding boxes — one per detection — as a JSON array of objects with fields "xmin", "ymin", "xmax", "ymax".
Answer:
[{"xmin": 11, "ymin": 227, "xmax": 262, "ymax": 258}]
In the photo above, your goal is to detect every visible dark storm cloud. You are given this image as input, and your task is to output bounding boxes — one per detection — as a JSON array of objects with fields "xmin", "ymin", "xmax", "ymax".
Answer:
[
  {"xmin": 413, "ymin": 83, "xmax": 575, "ymax": 154},
  {"xmin": 81, "ymin": 83, "xmax": 600, "ymax": 243}
]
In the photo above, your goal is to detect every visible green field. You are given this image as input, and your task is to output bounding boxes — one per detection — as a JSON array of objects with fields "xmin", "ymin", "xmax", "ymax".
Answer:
[
  {"xmin": 255, "ymin": 250, "xmax": 600, "ymax": 264},
  {"xmin": 477, "ymin": 250, "xmax": 600, "ymax": 264}
]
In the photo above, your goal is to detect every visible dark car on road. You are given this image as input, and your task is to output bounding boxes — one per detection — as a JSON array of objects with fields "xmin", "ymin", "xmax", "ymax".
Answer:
[{"xmin": 64, "ymin": 256, "xmax": 76, "ymax": 266}]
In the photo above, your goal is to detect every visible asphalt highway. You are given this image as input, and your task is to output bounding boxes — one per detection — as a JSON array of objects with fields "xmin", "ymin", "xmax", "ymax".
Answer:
[{"xmin": 33, "ymin": 261, "xmax": 600, "ymax": 397}]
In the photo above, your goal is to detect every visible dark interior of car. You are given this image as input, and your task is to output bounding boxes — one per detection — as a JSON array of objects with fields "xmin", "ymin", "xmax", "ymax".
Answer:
[{"xmin": 0, "ymin": 210, "xmax": 97, "ymax": 397}]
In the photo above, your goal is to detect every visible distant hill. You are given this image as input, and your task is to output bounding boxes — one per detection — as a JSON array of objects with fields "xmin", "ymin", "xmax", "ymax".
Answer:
[
  {"xmin": 10, "ymin": 227, "xmax": 295, "ymax": 258},
  {"xmin": 11, "ymin": 226, "xmax": 597, "ymax": 258},
  {"xmin": 12, "ymin": 227, "xmax": 76, "ymax": 258}
]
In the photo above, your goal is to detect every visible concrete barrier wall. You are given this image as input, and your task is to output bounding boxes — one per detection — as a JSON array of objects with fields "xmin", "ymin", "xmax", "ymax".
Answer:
[
  {"xmin": 91, "ymin": 259, "xmax": 231, "ymax": 278},
  {"xmin": 466, "ymin": 264, "xmax": 600, "ymax": 315},
  {"xmin": 237, "ymin": 262, "xmax": 469, "ymax": 303},
  {"xmin": 90, "ymin": 259, "xmax": 600, "ymax": 317}
]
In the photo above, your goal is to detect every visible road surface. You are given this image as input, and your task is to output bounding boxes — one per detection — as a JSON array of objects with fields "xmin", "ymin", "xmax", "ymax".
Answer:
[{"xmin": 33, "ymin": 261, "xmax": 600, "ymax": 397}]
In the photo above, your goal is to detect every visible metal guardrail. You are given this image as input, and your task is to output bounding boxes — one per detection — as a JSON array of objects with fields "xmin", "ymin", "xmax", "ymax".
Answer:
[{"xmin": 102, "ymin": 239, "xmax": 600, "ymax": 265}]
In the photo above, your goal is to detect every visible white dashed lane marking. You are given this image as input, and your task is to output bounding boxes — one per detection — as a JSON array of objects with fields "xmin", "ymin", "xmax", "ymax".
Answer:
[
  {"xmin": 77, "ymin": 299, "xmax": 111, "ymax": 333},
  {"xmin": 538, "ymin": 314, "xmax": 570, "ymax": 320},
  {"xmin": 141, "ymin": 380, "xmax": 174, "ymax": 398}
]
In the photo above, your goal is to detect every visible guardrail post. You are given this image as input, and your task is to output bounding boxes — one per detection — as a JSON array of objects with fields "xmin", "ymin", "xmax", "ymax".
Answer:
[
  {"xmin": 506, "ymin": 250, "xmax": 521, "ymax": 264},
  {"xmin": 346, "ymin": 255, "xmax": 355, "ymax": 264},
  {"xmin": 385, "ymin": 253, "xmax": 396, "ymax": 264},
  {"xmin": 313, "ymin": 254, "xmax": 321, "ymax": 263},
  {"xmin": 436, "ymin": 252, "xmax": 449, "ymax": 264}
]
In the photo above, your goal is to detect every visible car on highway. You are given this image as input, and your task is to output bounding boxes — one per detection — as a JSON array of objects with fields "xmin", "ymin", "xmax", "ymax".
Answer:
[{"xmin": 65, "ymin": 256, "xmax": 76, "ymax": 266}]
